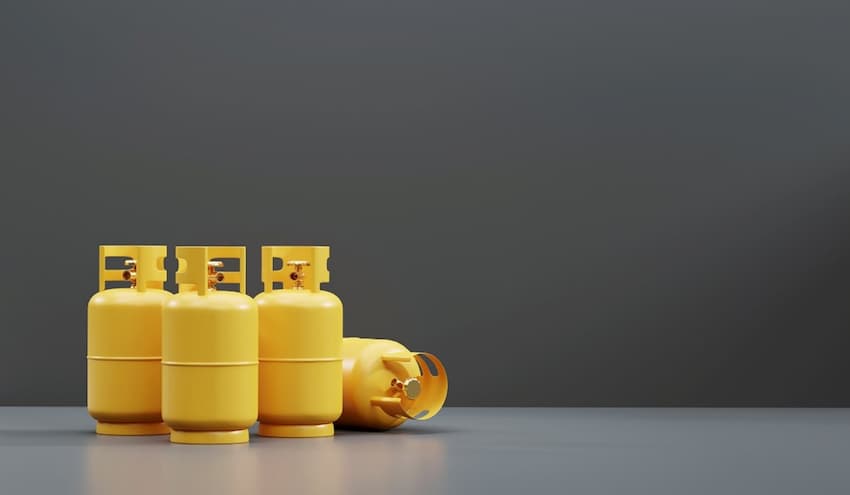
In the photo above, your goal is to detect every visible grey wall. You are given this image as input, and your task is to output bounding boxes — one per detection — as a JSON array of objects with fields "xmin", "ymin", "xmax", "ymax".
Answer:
[{"xmin": 1, "ymin": 0, "xmax": 849, "ymax": 406}]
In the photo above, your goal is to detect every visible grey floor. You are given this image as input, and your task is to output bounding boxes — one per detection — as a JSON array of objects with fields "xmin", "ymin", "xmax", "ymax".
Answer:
[{"xmin": 1, "ymin": 408, "xmax": 849, "ymax": 494}]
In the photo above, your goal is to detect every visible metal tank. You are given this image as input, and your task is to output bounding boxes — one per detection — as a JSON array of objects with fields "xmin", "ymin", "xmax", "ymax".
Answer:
[
  {"xmin": 256, "ymin": 246, "xmax": 342, "ymax": 438},
  {"xmin": 162, "ymin": 246, "xmax": 258, "ymax": 444},
  {"xmin": 336, "ymin": 338, "xmax": 447, "ymax": 430},
  {"xmin": 87, "ymin": 245, "xmax": 170, "ymax": 435}
]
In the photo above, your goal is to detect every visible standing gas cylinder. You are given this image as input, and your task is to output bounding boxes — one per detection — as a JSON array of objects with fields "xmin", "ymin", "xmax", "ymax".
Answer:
[
  {"xmin": 256, "ymin": 246, "xmax": 342, "ymax": 438},
  {"xmin": 162, "ymin": 246, "xmax": 258, "ymax": 444},
  {"xmin": 87, "ymin": 245, "xmax": 170, "ymax": 435},
  {"xmin": 336, "ymin": 338, "xmax": 448, "ymax": 430}
]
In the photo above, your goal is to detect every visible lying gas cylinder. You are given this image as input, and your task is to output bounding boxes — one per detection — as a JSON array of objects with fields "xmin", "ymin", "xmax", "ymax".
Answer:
[
  {"xmin": 256, "ymin": 246, "xmax": 342, "ymax": 438},
  {"xmin": 88, "ymin": 245, "xmax": 170, "ymax": 435},
  {"xmin": 336, "ymin": 338, "xmax": 447, "ymax": 430},
  {"xmin": 162, "ymin": 246, "xmax": 258, "ymax": 444}
]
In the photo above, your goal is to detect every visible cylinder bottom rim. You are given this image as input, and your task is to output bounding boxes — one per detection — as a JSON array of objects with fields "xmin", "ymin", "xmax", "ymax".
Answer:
[
  {"xmin": 95, "ymin": 421, "xmax": 170, "ymax": 436},
  {"xmin": 258, "ymin": 422, "xmax": 334, "ymax": 438},
  {"xmin": 169, "ymin": 429, "xmax": 250, "ymax": 445}
]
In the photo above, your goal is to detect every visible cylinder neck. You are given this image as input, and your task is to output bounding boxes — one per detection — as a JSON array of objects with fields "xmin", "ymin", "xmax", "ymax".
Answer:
[
  {"xmin": 261, "ymin": 246, "xmax": 330, "ymax": 293},
  {"xmin": 122, "ymin": 259, "xmax": 138, "ymax": 289},
  {"xmin": 371, "ymin": 352, "xmax": 448, "ymax": 422},
  {"xmin": 98, "ymin": 245, "xmax": 167, "ymax": 292},
  {"xmin": 207, "ymin": 261, "xmax": 225, "ymax": 290},
  {"xmin": 286, "ymin": 260, "xmax": 310, "ymax": 290},
  {"xmin": 175, "ymin": 246, "xmax": 246, "ymax": 295}
]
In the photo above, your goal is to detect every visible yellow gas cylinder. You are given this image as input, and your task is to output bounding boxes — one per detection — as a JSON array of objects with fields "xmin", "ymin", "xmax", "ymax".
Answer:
[
  {"xmin": 162, "ymin": 246, "xmax": 258, "ymax": 445},
  {"xmin": 336, "ymin": 338, "xmax": 448, "ymax": 430},
  {"xmin": 87, "ymin": 245, "xmax": 170, "ymax": 435},
  {"xmin": 256, "ymin": 245, "xmax": 342, "ymax": 438}
]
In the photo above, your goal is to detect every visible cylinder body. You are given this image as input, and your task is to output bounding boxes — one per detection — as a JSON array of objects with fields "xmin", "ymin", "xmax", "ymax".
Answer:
[
  {"xmin": 87, "ymin": 288, "xmax": 170, "ymax": 435},
  {"xmin": 162, "ymin": 291, "xmax": 258, "ymax": 444},
  {"xmin": 337, "ymin": 338, "xmax": 417, "ymax": 430},
  {"xmin": 256, "ymin": 289, "xmax": 342, "ymax": 437},
  {"xmin": 337, "ymin": 337, "xmax": 448, "ymax": 431}
]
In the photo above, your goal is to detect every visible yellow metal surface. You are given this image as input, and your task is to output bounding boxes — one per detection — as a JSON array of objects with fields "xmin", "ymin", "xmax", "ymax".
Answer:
[
  {"xmin": 87, "ymin": 245, "xmax": 169, "ymax": 435},
  {"xmin": 336, "ymin": 338, "xmax": 448, "ymax": 431},
  {"xmin": 162, "ymin": 246, "xmax": 258, "ymax": 445},
  {"xmin": 256, "ymin": 423, "xmax": 335, "ymax": 438},
  {"xmin": 95, "ymin": 421, "xmax": 170, "ymax": 436},
  {"xmin": 256, "ymin": 246, "xmax": 342, "ymax": 438},
  {"xmin": 169, "ymin": 429, "xmax": 250, "ymax": 445}
]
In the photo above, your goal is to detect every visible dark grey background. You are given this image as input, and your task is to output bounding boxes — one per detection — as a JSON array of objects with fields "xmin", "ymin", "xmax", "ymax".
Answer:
[{"xmin": 1, "ymin": 0, "xmax": 849, "ymax": 406}]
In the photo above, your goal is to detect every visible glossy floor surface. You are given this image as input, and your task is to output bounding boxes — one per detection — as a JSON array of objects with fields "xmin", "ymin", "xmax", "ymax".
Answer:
[{"xmin": 1, "ymin": 407, "xmax": 849, "ymax": 494}]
